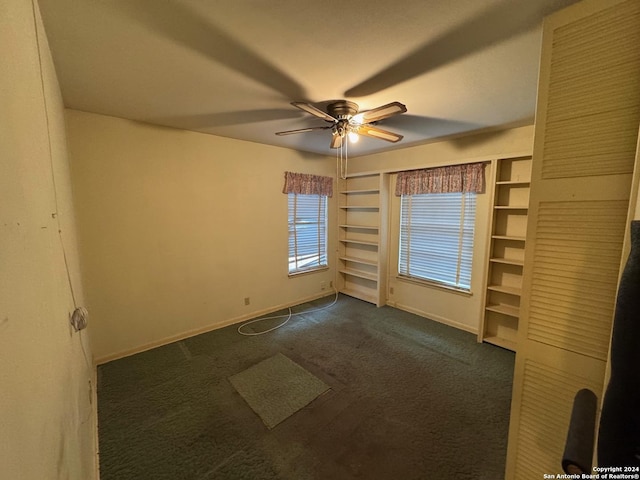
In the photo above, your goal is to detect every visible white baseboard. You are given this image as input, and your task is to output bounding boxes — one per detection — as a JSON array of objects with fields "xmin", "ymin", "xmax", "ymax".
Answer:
[
  {"xmin": 387, "ymin": 300, "xmax": 478, "ymax": 335},
  {"xmin": 95, "ymin": 291, "xmax": 335, "ymax": 364}
]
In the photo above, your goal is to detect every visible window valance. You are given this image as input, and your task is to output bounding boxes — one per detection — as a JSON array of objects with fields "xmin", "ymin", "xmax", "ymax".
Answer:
[
  {"xmin": 395, "ymin": 162, "xmax": 485, "ymax": 196},
  {"xmin": 282, "ymin": 171, "xmax": 333, "ymax": 197}
]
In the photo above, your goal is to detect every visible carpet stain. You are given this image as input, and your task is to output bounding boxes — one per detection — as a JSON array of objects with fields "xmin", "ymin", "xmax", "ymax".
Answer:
[
  {"xmin": 178, "ymin": 341, "xmax": 193, "ymax": 361},
  {"xmin": 203, "ymin": 450, "xmax": 245, "ymax": 477}
]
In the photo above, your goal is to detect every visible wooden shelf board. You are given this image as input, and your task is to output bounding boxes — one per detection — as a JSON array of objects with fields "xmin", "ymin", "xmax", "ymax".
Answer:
[
  {"xmin": 492, "ymin": 235, "xmax": 526, "ymax": 242},
  {"xmin": 487, "ymin": 284, "xmax": 522, "ymax": 296},
  {"xmin": 339, "ymin": 224, "xmax": 379, "ymax": 231},
  {"xmin": 483, "ymin": 336, "xmax": 517, "ymax": 352},
  {"xmin": 339, "ymin": 268, "xmax": 378, "ymax": 281},
  {"xmin": 486, "ymin": 304, "xmax": 520, "ymax": 318},
  {"xmin": 340, "ymin": 189, "xmax": 380, "ymax": 194},
  {"xmin": 339, "ymin": 206, "xmax": 379, "ymax": 210},
  {"xmin": 339, "ymin": 287, "xmax": 377, "ymax": 305},
  {"xmin": 339, "ymin": 256, "xmax": 378, "ymax": 266},
  {"xmin": 339, "ymin": 238, "xmax": 379, "ymax": 247},
  {"xmin": 496, "ymin": 181, "xmax": 530, "ymax": 186},
  {"xmin": 490, "ymin": 257, "xmax": 524, "ymax": 266},
  {"xmin": 494, "ymin": 205, "xmax": 529, "ymax": 210}
]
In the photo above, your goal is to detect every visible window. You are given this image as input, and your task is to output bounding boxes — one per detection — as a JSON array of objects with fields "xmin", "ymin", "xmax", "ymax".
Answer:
[
  {"xmin": 288, "ymin": 193, "xmax": 327, "ymax": 274},
  {"xmin": 399, "ymin": 192, "xmax": 476, "ymax": 290}
]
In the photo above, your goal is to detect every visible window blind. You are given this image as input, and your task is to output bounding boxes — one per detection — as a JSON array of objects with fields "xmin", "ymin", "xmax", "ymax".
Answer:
[
  {"xmin": 399, "ymin": 192, "xmax": 476, "ymax": 290},
  {"xmin": 288, "ymin": 193, "xmax": 327, "ymax": 274}
]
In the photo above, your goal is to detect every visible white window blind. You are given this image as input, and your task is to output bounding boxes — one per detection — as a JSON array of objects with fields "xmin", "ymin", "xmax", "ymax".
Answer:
[
  {"xmin": 399, "ymin": 192, "xmax": 476, "ymax": 290},
  {"xmin": 288, "ymin": 193, "xmax": 327, "ymax": 274}
]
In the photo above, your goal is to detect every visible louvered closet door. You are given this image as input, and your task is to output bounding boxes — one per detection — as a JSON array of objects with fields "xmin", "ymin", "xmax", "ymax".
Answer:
[{"xmin": 505, "ymin": 0, "xmax": 640, "ymax": 478}]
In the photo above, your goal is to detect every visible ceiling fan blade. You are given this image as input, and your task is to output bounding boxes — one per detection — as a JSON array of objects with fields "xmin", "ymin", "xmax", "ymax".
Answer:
[
  {"xmin": 352, "ymin": 102, "xmax": 407, "ymax": 124},
  {"xmin": 358, "ymin": 125, "xmax": 404, "ymax": 143},
  {"xmin": 291, "ymin": 102, "xmax": 338, "ymax": 123},
  {"xmin": 330, "ymin": 133, "xmax": 343, "ymax": 149},
  {"xmin": 275, "ymin": 126, "xmax": 331, "ymax": 136}
]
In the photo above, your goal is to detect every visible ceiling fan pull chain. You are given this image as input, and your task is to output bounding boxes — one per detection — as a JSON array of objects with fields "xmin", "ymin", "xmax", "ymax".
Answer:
[
  {"xmin": 344, "ymin": 135, "xmax": 348, "ymax": 178},
  {"xmin": 338, "ymin": 139, "xmax": 347, "ymax": 180}
]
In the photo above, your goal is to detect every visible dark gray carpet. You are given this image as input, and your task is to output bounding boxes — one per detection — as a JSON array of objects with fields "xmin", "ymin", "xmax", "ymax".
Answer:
[{"xmin": 97, "ymin": 294, "xmax": 515, "ymax": 480}]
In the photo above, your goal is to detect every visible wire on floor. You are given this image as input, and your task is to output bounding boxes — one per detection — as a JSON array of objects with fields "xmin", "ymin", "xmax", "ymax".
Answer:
[{"xmin": 237, "ymin": 289, "xmax": 339, "ymax": 336}]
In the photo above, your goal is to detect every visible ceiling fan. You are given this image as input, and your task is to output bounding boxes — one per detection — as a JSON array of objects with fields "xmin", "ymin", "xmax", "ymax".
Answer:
[{"xmin": 276, "ymin": 100, "xmax": 407, "ymax": 148}]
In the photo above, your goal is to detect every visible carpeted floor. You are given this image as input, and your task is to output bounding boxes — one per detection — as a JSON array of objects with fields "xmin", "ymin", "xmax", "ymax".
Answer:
[
  {"xmin": 229, "ymin": 352, "xmax": 330, "ymax": 429},
  {"xmin": 97, "ymin": 294, "xmax": 515, "ymax": 480}
]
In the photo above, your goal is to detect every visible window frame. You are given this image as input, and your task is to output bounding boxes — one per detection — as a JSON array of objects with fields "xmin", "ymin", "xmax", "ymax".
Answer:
[
  {"xmin": 287, "ymin": 193, "xmax": 328, "ymax": 276},
  {"xmin": 398, "ymin": 191, "xmax": 477, "ymax": 292}
]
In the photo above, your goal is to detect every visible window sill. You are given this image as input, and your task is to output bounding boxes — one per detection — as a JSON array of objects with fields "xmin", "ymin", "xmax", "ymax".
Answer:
[
  {"xmin": 396, "ymin": 275, "xmax": 473, "ymax": 297},
  {"xmin": 288, "ymin": 266, "xmax": 329, "ymax": 278}
]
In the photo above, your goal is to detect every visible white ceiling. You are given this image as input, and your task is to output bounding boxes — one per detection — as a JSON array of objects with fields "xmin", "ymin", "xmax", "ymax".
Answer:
[{"xmin": 38, "ymin": 0, "xmax": 579, "ymax": 157}]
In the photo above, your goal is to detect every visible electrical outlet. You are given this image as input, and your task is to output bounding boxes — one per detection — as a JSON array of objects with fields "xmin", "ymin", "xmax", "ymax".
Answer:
[
  {"xmin": 320, "ymin": 281, "xmax": 326, "ymax": 290},
  {"xmin": 329, "ymin": 281, "xmax": 333, "ymax": 288},
  {"xmin": 389, "ymin": 287, "xmax": 394, "ymax": 295},
  {"xmin": 244, "ymin": 297, "xmax": 250, "ymax": 306}
]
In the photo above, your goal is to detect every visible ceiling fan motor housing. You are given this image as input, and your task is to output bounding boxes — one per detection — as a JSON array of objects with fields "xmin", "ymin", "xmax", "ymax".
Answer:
[{"xmin": 327, "ymin": 100, "xmax": 358, "ymax": 119}]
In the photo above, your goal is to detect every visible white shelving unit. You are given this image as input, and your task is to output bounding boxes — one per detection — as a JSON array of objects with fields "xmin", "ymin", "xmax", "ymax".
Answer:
[
  {"xmin": 479, "ymin": 156, "xmax": 532, "ymax": 351},
  {"xmin": 337, "ymin": 173, "xmax": 389, "ymax": 306}
]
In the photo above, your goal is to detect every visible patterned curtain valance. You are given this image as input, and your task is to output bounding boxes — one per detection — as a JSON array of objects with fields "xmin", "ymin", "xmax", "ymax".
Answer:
[
  {"xmin": 395, "ymin": 162, "xmax": 485, "ymax": 196},
  {"xmin": 282, "ymin": 171, "xmax": 333, "ymax": 197}
]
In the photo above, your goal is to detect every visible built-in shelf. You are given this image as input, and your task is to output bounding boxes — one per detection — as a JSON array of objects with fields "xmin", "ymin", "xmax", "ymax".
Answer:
[
  {"xmin": 496, "ymin": 181, "xmax": 530, "ymax": 186},
  {"xmin": 483, "ymin": 335, "xmax": 517, "ymax": 351},
  {"xmin": 339, "ymin": 206, "xmax": 379, "ymax": 210},
  {"xmin": 339, "ymin": 267, "xmax": 378, "ymax": 281},
  {"xmin": 339, "ymin": 224, "xmax": 379, "ymax": 230},
  {"xmin": 339, "ymin": 255, "xmax": 378, "ymax": 266},
  {"xmin": 486, "ymin": 303, "xmax": 520, "ymax": 317},
  {"xmin": 337, "ymin": 174, "xmax": 388, "ymax": 307},
  {"xmin": 492, "ymin": 235, "xmax": 526, "ymax": 242},
  {"xmin": 487, "ymin": 284, "xmax": 522, "ymax": 296},
  {"xmin": 339, "ymin": 287, "xmax": 378, "ymax": 305},
  {"xmin": 340, "ymin": 189, "xmax": 380, "ymax": 194},
  {"xmin": 339, "ymin": 238, "xmax": 379, "ymax": 247},
  {"xmin": 479, "ymin": 156, "xmax": 532, "ymax": 352},
  {"xmin": 490, "ymin": 257, "xmax": 524, "ymax": 266}
]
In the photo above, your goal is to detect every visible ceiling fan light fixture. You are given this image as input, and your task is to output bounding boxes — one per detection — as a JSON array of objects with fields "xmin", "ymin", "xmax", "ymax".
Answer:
[
  {"xmin": 277, "ymin": 99, "xmax": 406, "ymax": 148},
  {"xmin": 350, "ymin": 114, "xmax": 364, "ymax": 125}
]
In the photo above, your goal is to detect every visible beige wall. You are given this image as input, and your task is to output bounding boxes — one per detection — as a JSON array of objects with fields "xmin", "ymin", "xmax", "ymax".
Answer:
[
  {"xmin": 347, "ymin": 126, "xmax": 534, "ymax": 333},
  {"xmin": 348, "ymin": 126, "xmax": 534, "ymax": 176},
  {"xmin": 66, "ymin": 112, "xmax": 534, "ymax": 361},
  {"xmin": 0, "ymin": 1, "xmax": 96, "ymax": 478},
  {"xmin": 66, "ymin": 110, "xmax": 336, "ymax": 361}
]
